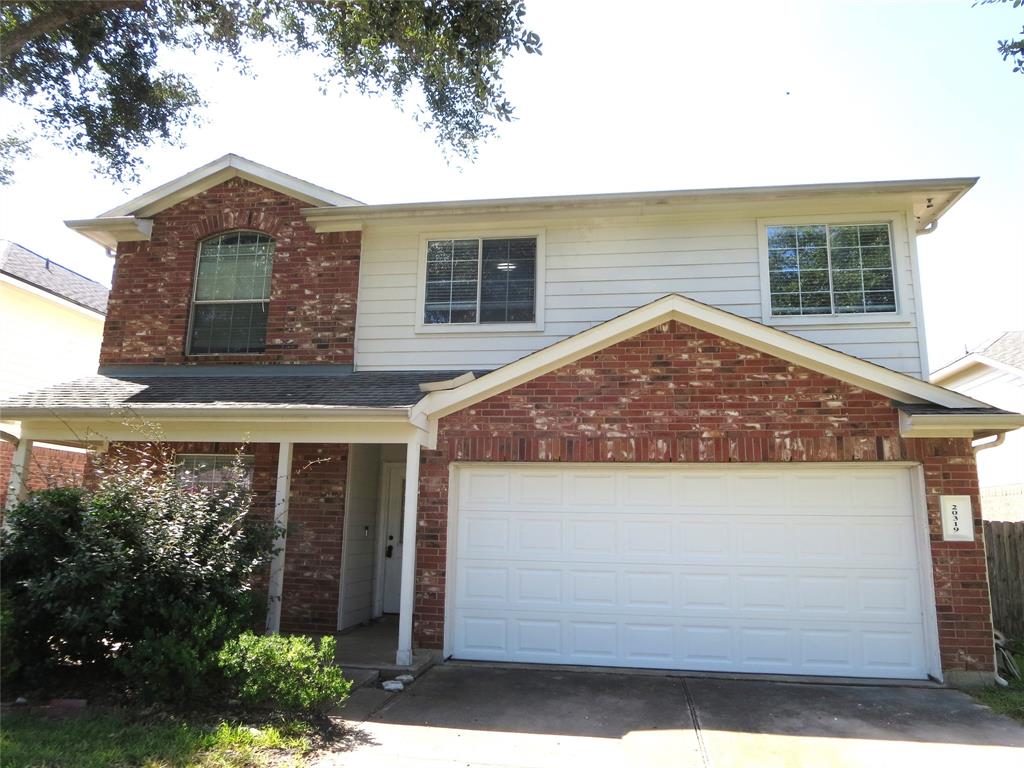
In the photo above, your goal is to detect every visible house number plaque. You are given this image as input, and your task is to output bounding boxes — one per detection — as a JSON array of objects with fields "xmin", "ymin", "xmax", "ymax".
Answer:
[{"xmin": 940, "ymin": 495, "xmax": 974, "ymax": 542}]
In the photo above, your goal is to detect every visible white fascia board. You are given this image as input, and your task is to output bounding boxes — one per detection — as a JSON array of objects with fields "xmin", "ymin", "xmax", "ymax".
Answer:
[
  {"xmin": 306, "ymin": 217, "xmax": 363, "ymax": 234},
  {"xmin": 99, "ymin": 154, "xmax": 362, "ymax": 219},
  {"xmin": 17, "ymin": 413, "xmax": 421, "ymax": 445},
  {"xmin": 64, "ymin": 216, "xmax": 153, "ymax": 250},
  {"xmin": 414, "ymin": 294, "xmax": 989, "ymax": 422},
  {"xmin": 302, "ymin": 177, "xmax": 977, "ymax": 230},
  {"xmin": 899, "ymin": 411, "xmax": 1024, "ymax": 439},
  {"xmin": 931, "ymin": 354, "xmax": 1023, "ymax": 385},
  {"xmin": 930, "ymin": 354, "xmax": 983, "ymax": 383}
]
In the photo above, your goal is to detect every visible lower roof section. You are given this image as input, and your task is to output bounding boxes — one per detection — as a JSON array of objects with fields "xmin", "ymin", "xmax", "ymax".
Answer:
[{"xmin": 0, "ymin": 369, "xmax": 471, "ymax": 418}]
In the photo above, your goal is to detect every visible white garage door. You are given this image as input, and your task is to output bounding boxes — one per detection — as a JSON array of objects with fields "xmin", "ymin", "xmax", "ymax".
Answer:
[{"xmin": 450, "ymin": 464, "xmax": 932, "ymax": 679}]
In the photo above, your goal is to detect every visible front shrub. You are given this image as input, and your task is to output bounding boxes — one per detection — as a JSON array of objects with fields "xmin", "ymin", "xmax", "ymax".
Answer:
[
  {"xmin": 218, "ymin": 632, "xmax": 350, "ymax": 712},
  {"xmin": 0, "ymin": 445, "xmax": 277, "ymax": 702},
  {"xmin": 0, "ymin": 488, "xmax": 89, "ymax": 675},
  {"xmin": 0, "ymin": 589, "xmax": 21, "ymax": 685},
  {"xmin": 113, "ymin": 604, "xmax": 243, "ymax": 702}
]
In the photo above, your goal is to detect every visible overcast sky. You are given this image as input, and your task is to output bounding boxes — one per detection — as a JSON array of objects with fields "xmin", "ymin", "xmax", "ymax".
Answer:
[{"xmin": 1, "ymin": 0, "xmax": 1020, "ymax": 369}]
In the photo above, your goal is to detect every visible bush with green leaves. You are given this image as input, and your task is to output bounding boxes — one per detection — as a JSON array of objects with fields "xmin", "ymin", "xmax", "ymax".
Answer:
[
  {"xmin": 218, "ymin": 632, "xmax": 350, "ymax": 712},
  {"xmin": 0, "ymin": 588, "xmax": 21, "ymax": 685},
  {"xmin": 0, "ymin": 445, "xmax": 277, "ymax": 701}
]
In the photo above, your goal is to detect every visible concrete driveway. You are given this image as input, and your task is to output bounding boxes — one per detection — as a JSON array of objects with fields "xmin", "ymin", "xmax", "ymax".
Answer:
[{"xmin": 318, "ymin": 663, "xmax": 1024, "ymax": 767}]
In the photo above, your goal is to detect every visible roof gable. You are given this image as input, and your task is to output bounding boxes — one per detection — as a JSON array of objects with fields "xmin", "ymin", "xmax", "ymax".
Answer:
[
  {"xmin": 103, "ymin": 153, "xmax": 361, "ymax": 217},
  {"xmin": 66, "ymin": 154, "xmax": 362, "ymax": 249},
  {"xmin": 415, "ymin": 294, "xmax": 989, "ymax": 424}
]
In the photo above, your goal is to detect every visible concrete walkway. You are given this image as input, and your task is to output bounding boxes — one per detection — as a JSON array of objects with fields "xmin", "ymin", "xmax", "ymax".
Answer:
[{"xmin": 317, "ymin": 664, "xmax": 1024, "ymax": 767}]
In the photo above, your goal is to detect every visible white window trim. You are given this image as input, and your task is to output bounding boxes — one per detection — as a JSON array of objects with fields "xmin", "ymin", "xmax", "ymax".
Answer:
[
  {"xmin": 414, "ymin": 229, "xmax": 546, "ymax": 334},
  {"xmin": 756, "ymin": 212, "xmax": 914, "ymax": 327},
  {"xmin": 186, "ymin": 231, "xmax": 274, "ymax": 356}
]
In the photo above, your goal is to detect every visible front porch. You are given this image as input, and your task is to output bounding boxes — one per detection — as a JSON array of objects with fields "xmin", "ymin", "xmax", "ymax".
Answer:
[
  {"xmin": 3, "ymin": 377, "xmax": 444, "ymax": 667},
  {"xmin": 334, "ymin": 614, "xmax": 437, "ymax": 678}
]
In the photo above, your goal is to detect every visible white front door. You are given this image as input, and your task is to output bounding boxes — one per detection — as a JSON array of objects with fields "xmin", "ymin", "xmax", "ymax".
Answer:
[
  {"xmin": 381, "ymin": 463, "xmax": 406, "ymax": 614},
  {"xmin": 450, "ymin": 463, "xmax": 933, "ymax": 679}
]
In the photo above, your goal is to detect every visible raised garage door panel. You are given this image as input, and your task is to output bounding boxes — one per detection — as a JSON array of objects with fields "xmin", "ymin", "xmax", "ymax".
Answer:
[{"xmin": 451, "ymin": 465, "xmax": 930, "ymax": 679}]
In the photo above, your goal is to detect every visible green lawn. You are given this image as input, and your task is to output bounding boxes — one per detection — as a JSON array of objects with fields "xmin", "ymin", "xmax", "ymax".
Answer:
[
  {"xmin": 973, "ymin": 650, "xmax": 1024, "ymax": 725},
  {"xmin": 0, "ymin": 711, "xmax": 314, "ymax": 768}
]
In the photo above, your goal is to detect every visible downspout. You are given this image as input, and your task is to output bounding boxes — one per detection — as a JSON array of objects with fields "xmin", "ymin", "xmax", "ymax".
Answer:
[
  {"xmin": 972, "ymin": 433, "xmax": 1005, "ymax": 454},
  {"xmin": 970, "ymin": 431, "xmax": 1009, "ymax": 687}
]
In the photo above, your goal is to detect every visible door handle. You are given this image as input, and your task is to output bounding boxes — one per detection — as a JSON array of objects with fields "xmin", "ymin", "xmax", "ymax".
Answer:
[{"xmin": 386, "ymin": 544, "xmax": 394, "ymax": 558}]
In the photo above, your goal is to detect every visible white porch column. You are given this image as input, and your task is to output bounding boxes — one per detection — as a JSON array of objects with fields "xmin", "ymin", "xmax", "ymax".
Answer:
[
  {"xmin": 265, "ymin": 441, "xmax": 293, "ymax": 634},
  {"xmin": 4, "ymin": 438, "xmax": 32, "ymax": 512},
  {"xmin": 395, "ymin": 440, "xmax": 421, "ymax": 666}
]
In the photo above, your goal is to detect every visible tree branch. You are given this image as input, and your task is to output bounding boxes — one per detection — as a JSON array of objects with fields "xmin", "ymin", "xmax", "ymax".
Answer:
[{"xmin": 1, "ymin": 1, "xmax": 144, "ymax": 61}]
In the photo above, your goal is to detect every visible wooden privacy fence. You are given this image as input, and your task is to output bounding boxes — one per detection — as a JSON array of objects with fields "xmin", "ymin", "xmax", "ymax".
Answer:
[{"xmin": 984, "ymin": 521, "xmax": 1024, "ymax": 640}]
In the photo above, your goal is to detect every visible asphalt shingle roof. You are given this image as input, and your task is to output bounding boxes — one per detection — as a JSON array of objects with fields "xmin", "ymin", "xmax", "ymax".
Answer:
[
  {"xmin": 0, "ymin": 370, "xmax": 471, "ymax": 413},
  {"xmin": 978, "ymin": 330, "xmax": 1024, "ymax": 371},
  {"xmin": 1, "ymin": 241, "xmax": 109, "ymax": 314},
  {"xmin": 893, "ymin": 402, "xmax": 1012, "ymax": 416}
]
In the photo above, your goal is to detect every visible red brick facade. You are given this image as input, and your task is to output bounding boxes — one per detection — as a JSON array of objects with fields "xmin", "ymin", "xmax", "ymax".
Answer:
[
  {"xmin": 278, "ymin": 443, "xmax": 348, "ymax": 634},
  {"xmin": 153, "ymin": 441, "xmax": 347, "ymax": 635},
  {"xmin": 102, "ymin": 177, "xmax": 360, "ymax": 366},
  {"xmin": 0, "ymin": 440, "xmax": 88, "ymax": 511},
  {"xmin": 414, "ymin": 320, "xmax": 993, "ymax": 675}
]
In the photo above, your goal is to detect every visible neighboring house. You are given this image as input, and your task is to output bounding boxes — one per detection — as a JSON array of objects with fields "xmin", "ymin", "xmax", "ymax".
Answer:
[
  {"xmin": 3, "ymin": 154, "xmax": 1022, "ymax": 688},
  {"xmin": 0, "ymin": 241, "xmax": 108, "ymax": 509},
  {"xmin": 932, "ymin": 331, "xmax": 1024, "ymax": 522}
]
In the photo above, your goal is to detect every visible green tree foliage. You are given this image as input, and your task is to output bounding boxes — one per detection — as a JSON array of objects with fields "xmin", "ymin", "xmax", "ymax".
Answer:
[
  {"xmin": 0, "ymin": 1, "xmax": 542, "ymax": 183},
  {"xmin": 977, "ymin": 0, "xmax": 1024, "ymax": 75},
  {"xmin": 0, "ymin": 445, "xmax": 277, "ymax": 701}
]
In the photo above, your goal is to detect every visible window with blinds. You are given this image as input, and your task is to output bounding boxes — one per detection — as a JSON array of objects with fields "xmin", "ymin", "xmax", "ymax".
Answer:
[
  {"xmin": 766, "ymin": 223, "xmax": 896, "ymax": 317},
  {"xmin": 189, "ymin": 231, "xmax": 274, "ymax": 354},
  {"xmin": 424, "ymin": 237, "xmax": 537, "ymax": 325}
]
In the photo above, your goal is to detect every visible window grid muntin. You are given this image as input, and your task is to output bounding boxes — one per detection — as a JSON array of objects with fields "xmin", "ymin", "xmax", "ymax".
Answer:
[
  {"xmin": 424, "ymin": 236, "xmax": 537, "ymax": 325},
  {"xmin": 176, "ymin": 454, "xmax": 254, "ymax": 491},
  {"xmin": 189, "ymin": 231, "xmax": 274, "ymax": 354},
  {"xmin": 768, "ymin": 223, "xmax": 896, "ymax": 317}
]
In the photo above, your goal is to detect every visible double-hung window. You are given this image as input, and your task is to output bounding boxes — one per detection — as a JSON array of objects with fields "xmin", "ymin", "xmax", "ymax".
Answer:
[
  {"xmin": 766, "ymin": 223, "xmax": 897, "ymax": 317},
  {"xmin": 176, "ymin": 454, "xmax": 254, "ymax": 491},
  {"xmin": 189, "ymin": 231, "xmax": 274, "ymax": 354},
  {"xmin": 423, "ymin": 237, "xmax": 538, "ymax": 325}
]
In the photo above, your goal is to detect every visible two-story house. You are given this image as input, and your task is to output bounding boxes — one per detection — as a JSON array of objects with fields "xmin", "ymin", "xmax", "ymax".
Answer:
[{"xmin": 3, "ymin": 154, "xmax": 1021, "ymax": 687}]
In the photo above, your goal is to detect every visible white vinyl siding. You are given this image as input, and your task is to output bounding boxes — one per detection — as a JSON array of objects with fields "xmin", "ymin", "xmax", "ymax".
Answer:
[{"xmin": 354, "ymin": 200, "xmax": 925, "ymax": 376}]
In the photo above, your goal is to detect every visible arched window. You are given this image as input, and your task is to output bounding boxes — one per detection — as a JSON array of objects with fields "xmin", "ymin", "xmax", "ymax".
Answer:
[{"xmin": 188, "ymin": 231, "xmax": 274, "ymax": 354}]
